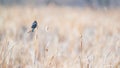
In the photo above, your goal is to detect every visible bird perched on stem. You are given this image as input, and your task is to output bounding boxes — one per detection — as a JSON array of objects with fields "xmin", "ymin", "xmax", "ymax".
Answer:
[
  {"xmin": 30, "ymin": 20, "xmax": 37, "ymax": 32},
  {"xmin": 28, "ymin": 21, "xmax": 38, "ymax": 33}
]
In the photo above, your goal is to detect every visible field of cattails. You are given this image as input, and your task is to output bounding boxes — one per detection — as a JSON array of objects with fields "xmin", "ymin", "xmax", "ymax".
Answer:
[{"xmin": 0, "ymin": 6, "xmax": 120, "ymax": 68}]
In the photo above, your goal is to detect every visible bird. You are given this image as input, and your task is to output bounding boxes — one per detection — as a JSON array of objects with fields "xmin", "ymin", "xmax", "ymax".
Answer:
[{"xmin": 31, "ymin": 20, "xmax": 37, "ymax": 32}]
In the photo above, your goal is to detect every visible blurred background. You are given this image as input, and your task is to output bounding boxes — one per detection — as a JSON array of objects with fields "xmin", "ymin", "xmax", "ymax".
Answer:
[
  {"xmin": 0, "ymin": 0, "xmax": 120, "ymax": 68},
  {"xmin": 0, "ymin": 0, "xmax": 120, "ymax": 8}
]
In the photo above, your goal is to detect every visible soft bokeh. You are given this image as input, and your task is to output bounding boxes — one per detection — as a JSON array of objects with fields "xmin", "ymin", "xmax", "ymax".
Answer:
[{"xmin": 0, "ymin": 6, "xmax": 120, "ymax": 68}]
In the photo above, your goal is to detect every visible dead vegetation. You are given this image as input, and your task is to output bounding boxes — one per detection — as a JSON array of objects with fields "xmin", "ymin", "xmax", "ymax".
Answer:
[{"xmin": 0, "ymin": 6, "xmax": 120, "ymax": 68}]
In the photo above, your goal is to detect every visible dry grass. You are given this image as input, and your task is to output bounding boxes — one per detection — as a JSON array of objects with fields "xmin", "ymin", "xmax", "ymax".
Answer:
[{"xmin": 0, "ymin": 6, "xmax": 120, "ymax": 68}]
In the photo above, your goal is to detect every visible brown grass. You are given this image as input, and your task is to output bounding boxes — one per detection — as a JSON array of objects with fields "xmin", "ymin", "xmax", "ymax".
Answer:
[{"xmin": 0, "ymin": 6, "xmax": 120, "ymax": 68}]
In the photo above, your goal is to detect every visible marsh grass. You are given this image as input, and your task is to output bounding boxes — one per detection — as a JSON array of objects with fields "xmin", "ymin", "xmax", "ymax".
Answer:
[{"xmin": 0, "ymin": 6, "xmax": 120, "ymax": 68}]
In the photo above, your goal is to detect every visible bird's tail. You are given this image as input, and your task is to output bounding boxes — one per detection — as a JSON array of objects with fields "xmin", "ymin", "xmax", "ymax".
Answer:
[
  {"xmin": 28, "ymin": 28, "xmax": 34, "ymax": 33},
  {"xmin": 32, "ymin": 28, "xmax": 34, "ymax": 32}
]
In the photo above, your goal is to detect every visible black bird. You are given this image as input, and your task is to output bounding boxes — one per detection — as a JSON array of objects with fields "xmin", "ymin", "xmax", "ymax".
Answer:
[{"xmin": 31, "ymin": 21, "xmax": 37, "ymax": 32}]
